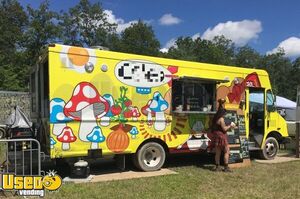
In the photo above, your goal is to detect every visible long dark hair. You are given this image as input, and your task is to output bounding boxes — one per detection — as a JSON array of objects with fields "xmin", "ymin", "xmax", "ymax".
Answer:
[
  {"xmin": 212, "ymin": 108, "xmax": 227, "ymax": 125},
  {"xmin": 211, "ymin": 98, "xmax": 227, "ymax": 127}
]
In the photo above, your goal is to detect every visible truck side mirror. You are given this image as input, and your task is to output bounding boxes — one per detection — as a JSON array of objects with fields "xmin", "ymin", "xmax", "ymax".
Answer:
[{"xmin": 267, "ymin": 104, "xmax": 276, "ymax": 112}]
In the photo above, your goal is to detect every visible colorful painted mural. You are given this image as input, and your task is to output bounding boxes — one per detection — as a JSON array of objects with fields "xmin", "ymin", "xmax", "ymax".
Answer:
[{"xmin": 47, "ymin": 44, "xmax": 287, "ymax": 160}]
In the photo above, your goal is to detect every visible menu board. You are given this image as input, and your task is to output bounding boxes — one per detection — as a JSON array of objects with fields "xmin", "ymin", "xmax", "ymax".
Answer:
[
  {"xmin": 224, "ymin": 111, "xmax": 250, "ymax": 163},
  {"xmin": 238, "ymin": 115, "xmax": 246, "ymax": 135},
  {"xmin": 240, "ymin": 136, "xmax": 250, "ymax": 159}
]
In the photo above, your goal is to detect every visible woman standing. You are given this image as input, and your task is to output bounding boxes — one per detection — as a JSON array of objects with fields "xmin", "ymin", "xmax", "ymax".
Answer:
[{"xmin": 211, "ymin": 106, "xmax": 236, "ymax": 172}]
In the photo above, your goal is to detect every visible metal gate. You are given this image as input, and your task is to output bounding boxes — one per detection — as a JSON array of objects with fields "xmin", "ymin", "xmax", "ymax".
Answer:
[{"xmin": 0, "ymin": 138, "xmax": 41, "ymax": 175}]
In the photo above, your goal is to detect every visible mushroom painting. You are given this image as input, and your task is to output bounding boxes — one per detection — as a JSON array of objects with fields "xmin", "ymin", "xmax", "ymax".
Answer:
[
  {"xmin": 86, "ymin": 126, "xmax": 105, "ymax": 149},
  {"xmin": 149, "ymin": 92, "xmax": 169, "ymax": 131},
  {"xmin": 64, "ymin": 82, "xmax": 109, "ymax": 142},
  {"xmin": 129, "ymin": 127, "xmax": 139, "ymax": 139},
  {"xmin": 100, "ymin": 94, "xmax": 115, "ymax": 126},
  {"xmin": 130, "ymin": 106, "xmax": 141, "ymax": 121},
  {"xmin": 57, "ymin": 126, "xmax": 77, "ymax": 150},
  {"xmin": 50, "ymin": 137, "xmax": 56, "ymax": 149},
  {"xmin": 50, "ymin": 98, "xmax": 72, "ymax": 136},
  {"xmin": 141, "ymin": 100, "xmax": 155, "ymax": 126}
]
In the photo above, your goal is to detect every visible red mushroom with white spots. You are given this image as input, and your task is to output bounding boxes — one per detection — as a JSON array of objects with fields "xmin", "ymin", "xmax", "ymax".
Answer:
[
  {"xmin": 64, "ymin": 82, "xmax": 109, "ymax": 141},
  {"xmin": 57, "ymin": 126, "xmax": 77, "ymax": 150},
  {"xmin": 130, "ymin": 106, "xmax": 141, "ymax": 121}
]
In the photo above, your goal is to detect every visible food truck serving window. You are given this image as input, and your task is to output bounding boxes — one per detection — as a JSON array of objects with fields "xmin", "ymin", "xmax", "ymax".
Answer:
[{"xmin": 172, "ymin": 77, "xmax": 217, "ymax": 112}]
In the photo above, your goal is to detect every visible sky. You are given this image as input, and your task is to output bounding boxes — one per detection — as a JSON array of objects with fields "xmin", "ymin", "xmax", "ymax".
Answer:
[{"xmin": 20, "ymin": 0, "xmax": 300, "ymax": 58}]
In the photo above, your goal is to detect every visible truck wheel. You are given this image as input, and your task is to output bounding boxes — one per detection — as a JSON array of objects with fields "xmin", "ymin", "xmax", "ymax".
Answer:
[
  {"xmin": 260, "ymin": 137, "xmax": 279, "ymax": 160},
  {"xmin": 134, "ymin": 142, "xmax": 166, "ymax": 171}
]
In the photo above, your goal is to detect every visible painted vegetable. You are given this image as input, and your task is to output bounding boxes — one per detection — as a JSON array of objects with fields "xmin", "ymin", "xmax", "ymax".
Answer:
[{"xmin": 106, "ymin": 125, "xmax": 130, "ymax": 153}]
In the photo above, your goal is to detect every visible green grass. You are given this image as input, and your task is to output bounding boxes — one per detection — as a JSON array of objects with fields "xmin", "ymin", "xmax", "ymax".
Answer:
[
  {"xmin": 44, "ymin": 160, "xmax": 300, "ymax": 199},
  {"xmin": 0, "ymin": 145, "xmax": 299, "ymax": 199}
]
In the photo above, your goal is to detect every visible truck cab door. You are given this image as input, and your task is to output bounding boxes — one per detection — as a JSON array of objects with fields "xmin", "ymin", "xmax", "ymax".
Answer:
[
  {"xmin": 248, "ymin": 88, "xmax": 265, "ymax": 147},
  {"xmin": 244, "ymin": 89, "xmax": 250, "ymax": 138},
  {"xmin": 265, "ymin": 90, "xmax": 279, "ymax": 135}
]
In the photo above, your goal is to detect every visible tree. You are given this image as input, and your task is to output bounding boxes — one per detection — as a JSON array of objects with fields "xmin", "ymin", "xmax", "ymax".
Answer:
[
  {"xmin": 167, "ymin": 36, "xmax": 235, "ymax": 65},
  {"xmin": 25, "ymin": 0, "xmax": 60, "ymax": 65},
  {"xmin": 0, "ymin": 0, "xmax": 27, "ymax": 52},
  {"xmin": 0, "ymin": 0, "xmax": 28, "ymax": 91},
  {"xmin": 118, "ymin": 20, "xmax": 160, "ymax": 56},
  {"xmin": 260, "ymin": 49, "xmax": 293, "ymax": 98},
  {"xmin": 167, "ymin": 37, "xmax": 198, "ymax": 61},
  {"xmin": 288, "ymin": 57, "xmax": 300, "ymax": 100},
  {"xmin": 234, "ymin": 46, "xmax": 262, "ymax": 68},
  {"xmin": 60, "ymin": 0, "xmax": 116, "ymax": 47}
]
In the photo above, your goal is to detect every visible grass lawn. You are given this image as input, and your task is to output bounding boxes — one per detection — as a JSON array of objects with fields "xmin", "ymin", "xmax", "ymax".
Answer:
[
  {"xmin": 44, "ymin": 155, "xmax": 300, "ymax": 199},
  {"xmin": 0, "ymin": 146, "xmax": 299, "ymax": 198}
]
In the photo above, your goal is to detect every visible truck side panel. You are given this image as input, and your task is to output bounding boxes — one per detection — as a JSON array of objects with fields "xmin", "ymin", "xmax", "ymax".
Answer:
[{"xmin": 48, "ymin": 44, "xmax": 287, "ymax": 159}]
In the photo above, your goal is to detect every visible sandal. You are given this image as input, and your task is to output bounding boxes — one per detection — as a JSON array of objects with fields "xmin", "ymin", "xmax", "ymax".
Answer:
[
  {"xmin": 212, "ymin": 165, "xmax": 222, "ymax": 172},
  {"xmin": 223, "ymin": 166, "xmax": 233, "ymax": 172}
]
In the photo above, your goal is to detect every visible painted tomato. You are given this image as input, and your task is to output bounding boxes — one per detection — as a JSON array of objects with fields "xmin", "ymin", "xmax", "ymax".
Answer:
[
  {"xmin": 124, "ymin": 100, "xmax": 132, "ymax": 107},
  {"xmin": 111, "ymin": 105, "xmax": 122, "ymax": 115}
]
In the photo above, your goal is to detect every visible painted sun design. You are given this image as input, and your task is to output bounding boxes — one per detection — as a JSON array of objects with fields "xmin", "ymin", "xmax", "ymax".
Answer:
[
  {"xmin": 60, "ymin": 46, "xmax": 96, "ymax": 73},
  {"xmin": 138, "ymin": 116, "xmax": 188, "ymax": 143}
]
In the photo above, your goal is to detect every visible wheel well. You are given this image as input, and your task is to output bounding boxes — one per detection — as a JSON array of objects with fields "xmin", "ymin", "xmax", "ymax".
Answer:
[
  {"xmin": 137, "ymin": 138, "xmax": 169, "ymax": 154},
  {"xmin": 267, "ymin": 131, "xmax": 282, "ymax": 143}
]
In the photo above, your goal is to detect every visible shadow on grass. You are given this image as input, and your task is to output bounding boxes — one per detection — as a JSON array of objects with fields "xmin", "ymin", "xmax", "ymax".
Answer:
[
  {"xmin": 165, "ymin": 153, "xmax": 215, "ymax": 170},
  {"xmin": 43, "ymin": 153, "xmax": 217, "ymax": 178}
]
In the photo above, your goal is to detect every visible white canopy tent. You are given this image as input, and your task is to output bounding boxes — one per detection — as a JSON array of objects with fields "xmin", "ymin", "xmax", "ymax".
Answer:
[
  {"xmin": 275, "ymin": 96, "xmax": 296, "ymax": 121},
  {"xmin": 249, "ymin": 94, "xmax": 296, "ymax": 121},
  {"xmin": 275, "ymin": 96, "xmax": 296, "ymax": 109}
]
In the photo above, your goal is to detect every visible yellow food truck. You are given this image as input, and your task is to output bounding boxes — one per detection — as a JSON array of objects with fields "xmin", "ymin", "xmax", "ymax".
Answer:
[{"xmin": 30, "ymin": 44, "xmax": 288, "ymax": 172}]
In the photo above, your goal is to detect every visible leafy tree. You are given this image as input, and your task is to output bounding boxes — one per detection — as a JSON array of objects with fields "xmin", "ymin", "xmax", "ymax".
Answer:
[
  {"xmin": 260, "ymin": 49, "xmax": 293, "ymax": 98},
  {"xmin": 25, "ymin": 0, "xmax": 60, "ymax": 66},
  {"xmin": 118, "ymin": 20, "xmax": 160, "ymax": 56},
  {"xmin": 234, "ymin": 46, "xmax": 262, "ymax": 68},
  {"xmin": 167, "ymin": 37, "xmax": 198, "ymax": 61},
  {"xmin": 208, "ymin": 36, "xmax": 235, "ymax": 65},
  {"xmin": 60, "ymin": 0, "xmax": 116, "ymax": 47},
  {"xmin": 288, "ymin": 57, "xmax": 300, "ymax": 100},
  {"xmin": 167, "ymin": 36, "xmax": 235, "ymax": 65},
  {"xmin": 0, "ymin": 0, "xmax": 28, "ymax": 91},
  {"xmin": 0, "ymin": 0, "xmax": 27, "ymax": 53}
]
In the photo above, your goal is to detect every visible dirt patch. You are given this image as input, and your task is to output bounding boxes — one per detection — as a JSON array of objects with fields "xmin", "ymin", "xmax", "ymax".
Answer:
[
  {"xmin": 254, "ymin": 154, "xmax": 300, "ymax": 164},
  {"xmin": 63, "ymin": 168, "xmax": 177, "ymax": 183}
]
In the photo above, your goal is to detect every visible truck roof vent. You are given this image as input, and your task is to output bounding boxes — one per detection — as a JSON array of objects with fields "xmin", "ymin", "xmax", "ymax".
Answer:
[{"xmin": 90, "ymin": 46, "xmax": 110, "ymax": 51}]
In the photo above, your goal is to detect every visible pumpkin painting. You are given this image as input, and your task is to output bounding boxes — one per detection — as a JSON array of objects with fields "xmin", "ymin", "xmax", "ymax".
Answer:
[{"xmin": 106, "ymin": 127, "xmax": 130, "ymax": 153}]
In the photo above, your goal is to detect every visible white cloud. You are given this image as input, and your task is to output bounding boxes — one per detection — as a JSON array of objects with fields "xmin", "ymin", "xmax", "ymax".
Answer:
[
  {"xmin": 160, "ymin": 38, "xmax": 177, "ymax": 53},
  {"xmin": 202, "ymin": 20, "xmax": 262, "ymax": 46},
  {"xmin": 104, "ymin": 10, "xmax": 138, "ymax": 33},
  {"xmin": 267, "ymin": 37, "xmax": 300, "ymax": 57},
  {"xmin": 192, "ymin": 33, "xmax": 201, "ymax": 40},
  {"xmin": 159, "ymin": 13, "xmax": 182, "ymax": 26}
]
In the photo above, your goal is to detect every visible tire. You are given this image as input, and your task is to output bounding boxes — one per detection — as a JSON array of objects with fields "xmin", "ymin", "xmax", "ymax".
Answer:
[
  {"xmin": 134, "ymin": 142, "xmax": 166, "ymax": 171},
  {"xmin": 260, "ymin": 137, "xmax": 279, "ymax": 160}
]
